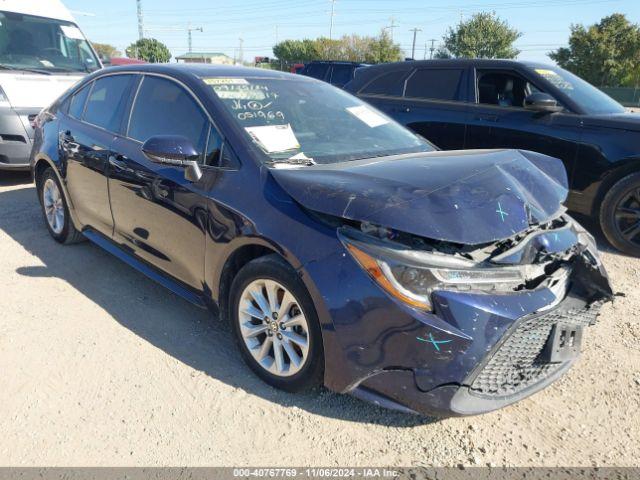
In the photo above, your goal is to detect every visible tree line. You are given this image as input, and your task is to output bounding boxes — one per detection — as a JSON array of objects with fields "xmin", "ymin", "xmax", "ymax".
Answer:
[{"xmin": 92, "ymin": 12, "xmax": 640, "ymax": 88}]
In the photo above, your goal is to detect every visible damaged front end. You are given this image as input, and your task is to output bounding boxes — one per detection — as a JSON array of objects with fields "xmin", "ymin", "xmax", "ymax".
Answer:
[
  {"xmin": 335, "ymin": 214, "xmax": 613, "ymax": 416},
  {"xmin": 271, "ymin": 149, "xmax": 613, "ymax": 415}
]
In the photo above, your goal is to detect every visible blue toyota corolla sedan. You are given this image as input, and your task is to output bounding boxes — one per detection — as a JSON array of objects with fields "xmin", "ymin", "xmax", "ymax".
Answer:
[{"xmin": 30, "ymin": 64, "xmax": 613, "ymax": 416}]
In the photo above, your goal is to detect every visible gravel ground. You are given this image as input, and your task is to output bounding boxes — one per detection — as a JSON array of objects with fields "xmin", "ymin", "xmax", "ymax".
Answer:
[{"xmin": 0, "ymin": 171, "xmax": 638, "ymax": 467}]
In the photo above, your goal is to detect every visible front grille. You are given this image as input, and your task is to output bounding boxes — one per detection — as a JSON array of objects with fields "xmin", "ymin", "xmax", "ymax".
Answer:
[{"xmin": 469, "ymin": 303, "xmax": 602, "ymax": 397}]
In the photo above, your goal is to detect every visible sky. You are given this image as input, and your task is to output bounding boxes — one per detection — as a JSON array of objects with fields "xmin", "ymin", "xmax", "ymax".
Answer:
[{"xmin": 64, "ymin": 0, "xmax": 640, "ymax": 63}]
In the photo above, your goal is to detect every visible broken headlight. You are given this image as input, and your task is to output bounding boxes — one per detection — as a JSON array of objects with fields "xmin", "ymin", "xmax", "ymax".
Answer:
[{"xmin": 343, "ymin": 237, "xmax": 524, "ymax": 312}]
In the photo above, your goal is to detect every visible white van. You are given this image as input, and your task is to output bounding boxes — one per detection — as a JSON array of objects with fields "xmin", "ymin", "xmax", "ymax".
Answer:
[{"xmin": 0, "ymin": 0, "xmax": 101, "ymax": 170}]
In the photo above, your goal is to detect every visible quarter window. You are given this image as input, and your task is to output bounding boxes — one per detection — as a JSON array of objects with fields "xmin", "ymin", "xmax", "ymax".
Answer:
[
  {"xmin": 404, "ymin": 69, "xmax": 465, "ymax": 101},
  {"xmin": 204, "ymin": 125, "xmax": 223, "ymax": 167},
  {"xmin": 68, "ymin": 83, "xmax": 91, "ymax": 119},
  {"xmin": 128, "ymin": 76, "xmax": 209, "ymax": 159},
  {"xmin": 83, "ymin": 75, "xmax": 134, "ymax": 132}
]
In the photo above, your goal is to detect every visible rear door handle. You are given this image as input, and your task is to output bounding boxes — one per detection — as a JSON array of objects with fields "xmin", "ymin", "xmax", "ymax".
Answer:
[{"xmin": 474, "ymin": 114, "xmax": 498, "ymax": 122}]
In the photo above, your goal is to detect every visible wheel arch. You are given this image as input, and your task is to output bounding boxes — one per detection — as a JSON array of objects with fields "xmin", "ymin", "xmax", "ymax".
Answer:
[
  {"xmin": 593, "ymin": 157, "xmax": 640, "ymax": 218},
  {"xmin": 32, "ymin": 155, "xmax": 82, "ymax": 231},
  {"xmin": 216, "ymin": 241, "xmax": 285, "ymax": 323}
]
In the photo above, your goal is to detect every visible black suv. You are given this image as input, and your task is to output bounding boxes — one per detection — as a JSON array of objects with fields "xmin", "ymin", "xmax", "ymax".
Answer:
[
  {"xmin": 345, "ymin": 59, "xmax": 640, "ymax": 256},
  {"xmin": 300, "ymin": 61, "xmax": 368, "ymax": 88}
]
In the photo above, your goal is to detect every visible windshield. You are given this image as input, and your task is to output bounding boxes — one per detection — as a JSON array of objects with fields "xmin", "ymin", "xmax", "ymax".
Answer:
[
  {"xmin": 532, "ymin": 66, "xmax": 625, "ymax": 115},
  {"xmin": 205, "ymin": 77, "xmax": 434, "ymax": 165},
  {"xmin": 0, "ymin": 11, "xmax": 100, "ymax": 73}
]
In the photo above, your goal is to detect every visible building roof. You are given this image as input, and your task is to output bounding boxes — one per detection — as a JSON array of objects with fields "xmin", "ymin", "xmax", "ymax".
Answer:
[{"xmin": 176, "ymin": 52, "xmax": 231, "ymax": 59}]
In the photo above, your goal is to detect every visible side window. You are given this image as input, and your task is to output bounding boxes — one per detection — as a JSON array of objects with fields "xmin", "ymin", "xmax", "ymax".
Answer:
[
  {"xmin": 361, "ymin": 70, "xmax": 407, "ymax": 96},
  {"xmin": 204, "ymin": 125, "xmax": 223, "ymax": 167},
  {"xmin": 128, "ymin": 76, "xmax": 209, "ymax": 161},
  {"xmin": 404, "ymin": 68, "xmax": 465, "ymax": 101},
  {"xmin": 476, "ymin": 70, "xmax": 538, "ymax": 108},
  {"xmin": 330, "ymin": 64, "xmax": 353, "ymax": 86},
  {"xmin": 68, "ymin": 83, "xmax": 91, "ymax": 119},
  {"xmin": 83, "ymin": 75, "xmax": 133, "ymax": 132}
]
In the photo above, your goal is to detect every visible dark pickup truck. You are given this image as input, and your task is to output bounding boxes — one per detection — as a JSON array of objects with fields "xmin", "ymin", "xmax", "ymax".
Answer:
[{"xmin": 345, "ymin": 59, "xmax": 640, "ymax": 256}]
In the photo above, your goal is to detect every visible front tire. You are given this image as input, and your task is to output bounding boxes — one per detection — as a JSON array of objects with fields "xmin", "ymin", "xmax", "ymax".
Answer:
[
  {"xmin": 229, "ymin": 255, "xmax": 324, "ymax": 392},
  {"xmin": 600, "ymin": 172, "xmax": 640, "ymax": 256},
  {"xmin": 38, "ymin": 168, "xmax": 84, "ymax": 244}
]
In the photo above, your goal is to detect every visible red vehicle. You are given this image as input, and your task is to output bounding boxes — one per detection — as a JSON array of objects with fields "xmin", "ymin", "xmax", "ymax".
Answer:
[{"xmin": 290, "ymin": 63, "xmax": 305, "ymax": 74}]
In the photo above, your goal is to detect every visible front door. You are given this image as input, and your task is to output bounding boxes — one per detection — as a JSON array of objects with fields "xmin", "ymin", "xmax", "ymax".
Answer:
[
  {"xmin": 465, "ymin": 68, "xmax": 582, "ymax": 183},
  {"xmin": 108, "ymin": 75, "xmax": 217, "ymax": 289}
]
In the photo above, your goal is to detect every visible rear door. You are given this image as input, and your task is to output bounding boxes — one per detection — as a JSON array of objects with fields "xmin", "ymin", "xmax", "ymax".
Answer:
[
  {"xmin": 59, "ymin": 74, "xmax": 135, "ymax": 234},
  {"xmin": 465, "ymin": 68, "xmax": 581, "ymax": 181},
  {"xmin": 107, "ymin": 74, "xmax": 216, "ymax": 289},
  {"xmin": 399, "ymin": 67, "xmax": 469, "ymax": 150}
]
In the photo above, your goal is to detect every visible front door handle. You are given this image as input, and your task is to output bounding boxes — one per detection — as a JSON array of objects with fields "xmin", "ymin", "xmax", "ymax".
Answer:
[
  {"xmin": 60, "ymin": 130, "xmax": 75, "ymax": 146},
  {"xmin": 108, "ymin": 155, "xmax": 128, "ymax": 170}
]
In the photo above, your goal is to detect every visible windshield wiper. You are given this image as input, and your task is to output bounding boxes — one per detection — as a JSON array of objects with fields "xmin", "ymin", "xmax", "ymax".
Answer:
[{"xmin": 0, "ymin": 65, "xmax": 52, "ymax": 75}]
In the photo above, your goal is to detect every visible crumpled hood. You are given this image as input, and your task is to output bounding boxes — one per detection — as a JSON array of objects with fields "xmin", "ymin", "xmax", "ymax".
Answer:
[
  {"xmin": 271, "ymin": 149, "xmax": 568, "ymax": 245},
  {"xmin": 0, "ymin": 73, "xmax": 84, "ymax": 109},
  {"xmin": 582, "ymin": 113, "xmax": 640, "ymax": 133}
]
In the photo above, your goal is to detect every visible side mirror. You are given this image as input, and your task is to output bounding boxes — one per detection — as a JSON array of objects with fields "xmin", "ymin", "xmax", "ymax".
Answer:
[
  {"xmin": 142, "ymin": 135, "xmax": 202, "ymax": 182},
  {"xmin": 524, "ymin": 92, "xmax": 563, "ymax": 113}
]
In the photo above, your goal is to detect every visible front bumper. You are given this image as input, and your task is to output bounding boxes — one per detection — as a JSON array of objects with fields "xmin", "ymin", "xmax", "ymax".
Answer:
[
  {"xmin": 351, "ymin": 295, "xmax": 602, "ymax": 416},
  {"xmin": 0, "ymin": 107, "xmax": 37, "ymax": 170}
]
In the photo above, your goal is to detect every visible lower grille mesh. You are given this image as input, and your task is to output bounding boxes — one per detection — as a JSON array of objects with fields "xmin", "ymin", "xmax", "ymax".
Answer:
[{"xmin": 469, "ymin": 303, "xmax": 602, "ymax": 397}]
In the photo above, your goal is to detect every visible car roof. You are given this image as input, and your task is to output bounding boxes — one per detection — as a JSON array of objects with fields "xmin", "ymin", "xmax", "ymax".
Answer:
[
  {"xmin": 346, "ymin": 58, "xmax": 556, "ymax": 91},
  {"xmin": 358, "ymin": 58, "xmax": 553, "ymax": 71},
  {"xmin": 99, "ymin": 63, "xmax": 303, "ymax": 80},
  {"xmin": 306, "ymin": 60, "xmax": 367, "ymax": 66}
]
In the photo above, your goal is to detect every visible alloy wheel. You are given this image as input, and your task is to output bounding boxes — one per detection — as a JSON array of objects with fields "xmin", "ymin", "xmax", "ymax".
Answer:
[
  {"xmin": 43, "ymin": 178, "xmax": 65, "ymax": 235},
  {"xmin": 237, "ymin": 279, "xmax": 310, "ymax": 377},
  {"xmin": 614, "ymin": 187, "xmax": 640, "ymax": 246}
]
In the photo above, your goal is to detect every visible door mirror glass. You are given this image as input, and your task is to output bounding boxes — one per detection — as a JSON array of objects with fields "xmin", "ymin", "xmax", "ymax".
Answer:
[
  {"xmin": 524, "ymin": 92, "xmax": 563, "ymax": 113},
  {"xmin": 141, "ymin": 135, "xmax": 203, "ymax": 182}
]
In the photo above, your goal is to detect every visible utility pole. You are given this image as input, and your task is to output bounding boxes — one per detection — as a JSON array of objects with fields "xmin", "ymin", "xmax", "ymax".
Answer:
[
  {"xmin": 136, "ymin": 0, "xmax": 144, "ymax": 40},
  {"xmin": 385, "ymin": 16, "xmax": 398, "ymax": 42},
  {"xmin": 187, "ymin": 23, "xmax": 203, "ymax": 53},
  {"xmin": 328, "ymin": 0, "xmax": 337, "ymax": 40},
  {"xmin": 409, "ymin": 27, "xmax": 421, "ymax": 60},
  {"xmin": 238, "ymin": 37, "xmax": 244, "ymax": 65},
  {"xmin": 429, "ymin": 38, "xmax": 437, "ymax": 59}
]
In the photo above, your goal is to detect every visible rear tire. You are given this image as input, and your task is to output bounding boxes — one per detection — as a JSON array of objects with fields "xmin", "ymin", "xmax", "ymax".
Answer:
[
  {"xmin": 38, "ymin": 168, "xmax": 84, "ymax": 244},
  {"xmin": 600, "ymin": 172, "xmax": 640, "ymax": 256},
  {"xmin": 229, "ymin": 254, "xmax": 324, "ymax": 392}
]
